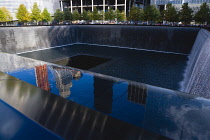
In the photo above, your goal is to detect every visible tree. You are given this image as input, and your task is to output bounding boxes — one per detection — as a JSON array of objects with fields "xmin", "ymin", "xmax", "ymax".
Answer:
[
  {"xmin": 144, "ymin": 5, "xmax": 160, "ymax": 23},
  {"xmin": 91, "ymin": 7, "xmax": 101, "ymax": 20},
  {"xmin": 164, "ymin": 3, "xmax": 179, "ymax": 23},
  {"xmin": 31, "ymin": 2, "xmax": 41, "ymax": 24},
  {"xmin": 0, "ymin": 7, "xmax": 12, "ymax": 23},
  {"xmin": 115, "ymin": 9, "xmax": 125, "ymax": 22},
  {"xmin": 194, "ymin": 2, "xmax": 210, "ymax": 24},
  {"xmin": 63, "ymin": 8, "xmax": 73, "ymax": 21},
  {"xmin": 0, "ymin": 9, "xmax": 4, "ymax": 22},
  {"xmin": 128, "ymin": 6, "xmax": 144, "ymax": 22},
  {"xmin": 105, "ymin": 7, "xmax": 115, "ymax": 21},
  {"xmin": 54, "ymin": 9, "xmax": 64, "ymax": 23},
  {"xmin": 179, "ymin": 3, "xmax": 193, "ymax": 24},
  {"xmin": 72, "ymin": 10, "xmax": 80, "ymax": 21},
  {"xmin": 41, "ymin": 8, "xmax": 52, "ymax": 23},
  {"xmin": 16, "ymin": 4, "xmax": 31, "ymax": 24},
  {"xmin": 81, "ymin": 10, "xmax": 91, "ymax": 21}
]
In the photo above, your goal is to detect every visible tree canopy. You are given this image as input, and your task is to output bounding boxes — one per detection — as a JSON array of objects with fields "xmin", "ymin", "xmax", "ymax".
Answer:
[
  {"xmin": 54, "ymin": 9, "xmax": 64, "ymax": 22},
  {"xmin": 81, "ymin": 10, "xmax": 91, "ymax": 21},
  {"xmin": 41, "ymin": 8, "xmax": 51, "ymax": 22},
  {"xmin": 144, "ymin": 5, "xmax": 160, "ymax": 23},
  {"xmin": 0, "ymin": 7, "xmax": 12, "ymax": 22},
  {"xmin": 164, "ymin": 3, "xmax": 179, "ymax": 22},
  {"xmin": 105, "ymin": 7, "xmax": 115, "ymax": 21},
  {"xmin": 91, "ymin": 7, "xmax": 101, "ymax": 20},
  {"xmin": 128, "ymin": 6, "xmax": 144, "ymax": 21},
  {"xmin": 115, "ymin": 9, "xmax": 125, "ymax": 21},
  {"xmin": 16, "ymin": 4, "xmax": 31, "ymax": 23},
  {"xmin": 31, "ymin": 2, "xmax": 41, "ymax": 24},
  {"xmin": 72, "ymin": 10, "xmax": 80, "ymax": 20},
  {"xmin": 179, "ymin": 3, "xmax": 193, "ymax": 24},
  {"xmin": 63, "ymin": 8, "xmax": 73, "ymax": 21},
  {"xmin": 194, "ymin": 2, "xmax": 210, "ymax": 24}
]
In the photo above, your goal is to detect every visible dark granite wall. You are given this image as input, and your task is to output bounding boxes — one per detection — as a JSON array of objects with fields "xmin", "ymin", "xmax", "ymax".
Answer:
[
  {"xmin": 0, "ymin": 25, "xmax": 199, "ymax": 54},
  {"xmin": 0, "ymin": 26, "xmax": 78, "ymax": 54},
  {"xmin": 77, "ymin": 25, "xmax": 199, "ymax": 54}
]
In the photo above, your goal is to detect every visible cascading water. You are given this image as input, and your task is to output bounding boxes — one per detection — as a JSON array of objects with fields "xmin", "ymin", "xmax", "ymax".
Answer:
[{"xmin": 180, "ymin": 29, "xmax": 210, "ymax": 98}]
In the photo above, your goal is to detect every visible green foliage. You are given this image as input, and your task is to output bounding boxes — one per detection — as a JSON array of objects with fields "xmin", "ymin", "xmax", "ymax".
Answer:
[
  {"xmin": 164, "ymin": 3, "xmax": 179, "ymax": 22},
  {"xmin": 179, "ymin": 3, "xmax": 193, "ymax": 24},
  {"xmin": 0, "ymin": 7, "xmax": 12, "ymax": 22},
  {"xmin": 91, "ymin": 7, "xmax": 101, "ymax": 20},
  {"xmin": 72, "ymin": 10, "xmax": 80, "ymax": 20},
  {"xmin": 115, "ymin": 9, "xmax": 125, "ymax": 21},
  {"xmin": 128, "ymin": 6, "xmax": 144, "ymax": 21},
  {"xmin": 81, "ymin": 10, "xmax": 91, "ymax": 21},
  {"xmin": 0, "ymin": 9, "xmax": 4, "ymax": 22},
  {"xmin": 41, "ymin": 8, "xmax": 51, "ymax": 22},
  {"xmin": 105, "ymin": 7, "xmax": 115, "ymax": 21},
  {"xmin": 194, "ymin": 2, "xmax": 210, "ymax": 24},
  {"xmin": 144, "ymin": 5, "xmax": 160, "ymax": 22},
  {"xmin": 16, "ymin": 4, "xmax": 31, "ymax": 23},
  {"xmin": 54, "ymin": 9, "xmax": 64, "ymax": 22},
  {"xmin": 31, "ymin": 2, "xmax": 41, "ymax": 23},
  {"xmin": 63, "ymin": 8, "xmax": 73, "ymax": 21},
  {"xmin": 160, "ymin": 10, "xmax": 165, "ymax": 21}
]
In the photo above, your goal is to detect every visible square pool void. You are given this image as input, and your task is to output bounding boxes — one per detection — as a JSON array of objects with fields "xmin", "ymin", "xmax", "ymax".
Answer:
[
  {"xmin": 19, "ymin": 44, "xmax": 188, "ymax": 91},
  {"xmin": 52, "ymin": 55, "xmax": 112, "ymax": 70}
]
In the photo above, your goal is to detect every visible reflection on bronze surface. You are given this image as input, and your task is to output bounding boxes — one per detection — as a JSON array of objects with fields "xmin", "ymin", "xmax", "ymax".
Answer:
[
  {"xmin": 51, "ymin": 66, "xmax": 82, "ymax": 98},
  {"xmin": 94, "ymin": 76, "xmax": 113, "ymax": 114},
  {"xmin": 35, "ymin": 64, "xmax": 50, "ymax": 91},
  {"xmin": 128, "ymin": 83, "xmax": 147, "ymax": 105}
]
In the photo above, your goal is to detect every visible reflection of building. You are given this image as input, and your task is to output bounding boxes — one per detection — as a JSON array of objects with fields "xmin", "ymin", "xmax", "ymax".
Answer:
[
  {"xmin": 35, "ymin": 64, "xmax": 50, "ymax": 91},
  {"xmin": 0, "ymin": 0, "xmax": 60, "ymax": 20},
  {"xmin": 51, "ymin": 66, "xmax": 82, "ymax": 98},
  {"xmin": 128, "ymin": 82, "xmax": 147, "ymax": 105},
  {"xmin": 94, "ymin": 76, "xmax": 113, "ymax": 114}
]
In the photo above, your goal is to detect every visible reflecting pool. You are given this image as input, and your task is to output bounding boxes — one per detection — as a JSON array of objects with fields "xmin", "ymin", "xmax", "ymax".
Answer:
[
  {"xmin": 19, "ymin": 44, "xmax": 188, "ymax": 90},
  {"xmin": 1, "ymin": 52, "xmax": 209, "ymax": 140}
]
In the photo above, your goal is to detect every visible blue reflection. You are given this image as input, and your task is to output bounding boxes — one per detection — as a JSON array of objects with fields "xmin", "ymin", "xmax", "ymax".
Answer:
[{"xmin": 5, "ymin": 63, "xmax": 210, "ymax": 139}]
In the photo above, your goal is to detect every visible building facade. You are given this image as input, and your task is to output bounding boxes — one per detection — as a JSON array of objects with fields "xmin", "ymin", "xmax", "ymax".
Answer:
[
  {"xmin": 59, "ymin": 0, "xmax": 150, "ymax": 15},
  {"xmin": 151, "ymin": 0, "xmax": 210, "ymax": 11},
  {"xmin": 0, "ymin": 0, "xmax": 60, "ymax": 20}
]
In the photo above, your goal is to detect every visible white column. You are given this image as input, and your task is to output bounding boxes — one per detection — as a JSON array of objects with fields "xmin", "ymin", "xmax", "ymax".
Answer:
[
  {"xmin": 103, "ymin": 0, "xmax": 105, "ymax": 22},
  {"xmin": 70, "ymin": 0, "xmax": 73, "ymax": 13},
  {"xmin": 61, "ymin": 1, "xmax": 63, "ymax": 11},
  {"xmin": 103, "ymin": 0, "xmax": 105, "ymax": 13},
  {"xmin": 81, "ymin": 0, "xmax": 83, "ymax": 13},
  {"xmin": 92, "ymin": 0, "xmax": 94, "ymax": 11},
  {"xmin": 124, "ymin": 0, "xmax": 126, "ymax": 17},
  {"xmin": 115, "ymin": 0, "xmax": 117, "ymax": 11}
]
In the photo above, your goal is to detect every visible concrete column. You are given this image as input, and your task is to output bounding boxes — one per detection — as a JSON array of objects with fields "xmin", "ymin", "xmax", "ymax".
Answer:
[
  {"xmin": 103, "ymin": 0, "xmax": 105, "ymax": 21},
  {"xmin": 124, "ymin": 0, "xmax": 126, "ymax": 17},
  {"xmin": 81, "ymin": 0, "xmax": 83, "ymax": 13},
  {"xmin": 103, "ymin": 0, "xmax": 105, "ymax": 13},
  {"xmin": 92, "ymin": 0, "xmax": 94, "ymax": 11},
  {"xmin": 115, "ymin": 0, "xmax": 117, "ymax": 10},
  {"xmin": 70, "ymin": 0, "xmax": 73, "ymax": 13},
  {"xmin": 61, "ymin": 1, "xmax": 63, "ymax": 11}
]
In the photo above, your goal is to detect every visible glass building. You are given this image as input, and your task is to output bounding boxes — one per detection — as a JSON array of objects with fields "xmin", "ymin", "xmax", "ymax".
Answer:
[
  {"xmin": 152, "ymin": 0, "xmax": 210, "ymax": 4},
  {"xmin": 59, "ymin": 0, "xmax": 150, "ymax": 15},
  {"xmin": 151, "ymin": 0, "xmax": 210, "ymax": 12},
  {"xmin": 0, "ymin": 0, "xmax": 60, "ymax": 20}
]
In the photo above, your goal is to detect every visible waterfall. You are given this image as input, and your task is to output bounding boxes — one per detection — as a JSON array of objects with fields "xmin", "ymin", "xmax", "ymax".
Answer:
[
  {"xmin": 77, "ymin": 25, "xmax": 199, "ymax": 54},
  {"xmin": 180, "ymin": 29, "xmax": 210, "ymax": 98},
  {"xmin": 0, "ymin": 26, "xmax": 199, "ymax": 54}
]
